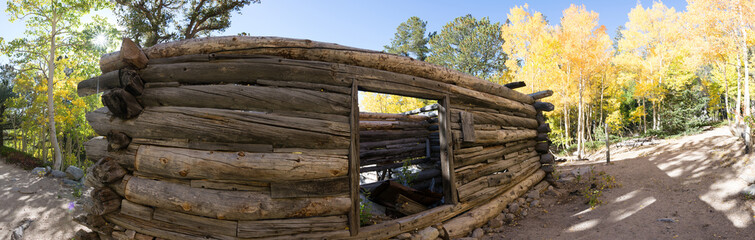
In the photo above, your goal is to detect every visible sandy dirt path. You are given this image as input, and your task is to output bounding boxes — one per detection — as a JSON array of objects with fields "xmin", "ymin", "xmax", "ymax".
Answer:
[
  {"xmin": 0, "ymin": 162, "xmax": 88, "ymax": 239},
  {"xmin": 491, "ymin": 126, "xmax": 755, "ymax": 239}
]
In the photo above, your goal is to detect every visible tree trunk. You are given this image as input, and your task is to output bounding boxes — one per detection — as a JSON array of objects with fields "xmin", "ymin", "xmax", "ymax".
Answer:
[
  {"xmin": 563, "ymin": 103, "xmax": 569, "ymax": 149},
  {"xmin": 642, "ymin": 99, "xmax": 647, "ymax": 134},
  {"xmin": 737, "ymin": 53, "xmax": 742, "ymax": 118},
  {"xmin": 65, "ymin": 132, "xmax": 72, "ymax": 165},
  {"xmin": 21, "ymin": 128, "xmax": 27, "ymax": 152},
  {"xmin": 0, "ymin": 106, "xmax": 5, "ymax": 148},
  {"xmin": 741, "ymin": 8, "xmax": 751, "ymax": 153},
  {"xmin": 723, "ymin": 63, "xmax": 730, "ymax": 120},
  {"xmin": 577, "ymin": 74, "xmax": 584, "ymax": 160},
  {"xmin": 48, "ymin": 18, "xmax": 63, "ymax": 170}
]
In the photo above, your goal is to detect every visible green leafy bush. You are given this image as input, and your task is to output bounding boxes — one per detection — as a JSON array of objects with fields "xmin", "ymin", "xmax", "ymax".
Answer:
[{"xmin": 1, "ymin": 146, "xmax": 44, "ymax": 170}]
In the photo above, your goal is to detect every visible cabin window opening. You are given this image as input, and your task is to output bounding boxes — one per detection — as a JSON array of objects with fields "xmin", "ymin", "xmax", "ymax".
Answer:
[{"xmin": 356, "ymin": 91, "xmax": 444, "ymax": 226}]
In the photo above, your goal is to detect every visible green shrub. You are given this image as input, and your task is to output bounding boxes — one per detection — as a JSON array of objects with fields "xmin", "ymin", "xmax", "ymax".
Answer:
[{"xmin": 1, "ymin": 146, "xmax": 44, "ymax": 170}]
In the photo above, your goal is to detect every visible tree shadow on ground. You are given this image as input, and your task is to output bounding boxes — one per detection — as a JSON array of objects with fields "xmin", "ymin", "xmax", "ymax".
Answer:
[
  {"xmin": 0, "ymin": 162, "xmax": 87, "ymax": 239},
  {"xmin": 496, "ymin": 127, "xmax": 754, "ymax": 239}
]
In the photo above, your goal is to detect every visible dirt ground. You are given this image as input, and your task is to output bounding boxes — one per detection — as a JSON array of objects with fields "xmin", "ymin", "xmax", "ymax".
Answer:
[
  {"xmin": 0, "ymin": 162, "xmax": 88, "ymax": 240},
  {"xmin": 490, "ymin": 126, "xmax": 755, "ymax": 240}
]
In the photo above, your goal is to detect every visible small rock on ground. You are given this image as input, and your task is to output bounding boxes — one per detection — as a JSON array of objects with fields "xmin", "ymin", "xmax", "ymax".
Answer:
[
  {"xmin": 65, "ymin": 166, "xmax": 85, "ymax": 181},
  {"xmin": 471, "ymin": 228, "xmax": 484, "ymax": 238},
  {"xmin": 740, "ymin": 184, "xmax": 755, "ymax": 196},
  {"xmin": 10, "ymin": 219, "xmax": 33, "ymax": 240},
  {"xmin": 50, "ymin": 170, "xmax": 66, "ymax": 178},
  {"xmin": 31, "ymin": 167, "xmax": 48, "ymax": 176},
  {"xmin": 395, "ymin": 232, "xmax": 412, "ymax": 240},
  {"xmin": 487, "ymin": 214, "xmax": 504, "ymax": 228},
  {"xmin": 508, "ymin": 203, "xmax": 519, "ymax": 213},
  {"xmin": 571, "ymin": 166, "xmax": 591, "ymax": 177},
  {"xmin": 414, "ymin": 226, "xmax": 439, "ymax": 240},
  {"xmin": 62, "ymin": 179, "xmax": 83, "ymax": 188}
]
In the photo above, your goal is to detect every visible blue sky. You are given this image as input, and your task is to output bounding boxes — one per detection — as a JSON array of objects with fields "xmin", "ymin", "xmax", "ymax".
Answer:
[{"xmin": 0, "ymin": 0, "xmax": 687, "ymax": 52}]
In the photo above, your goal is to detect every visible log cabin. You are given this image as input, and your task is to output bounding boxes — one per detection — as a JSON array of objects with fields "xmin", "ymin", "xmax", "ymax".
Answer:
[{"xmin": 76, "ymin": 36, "xmax": 556, "ymax": 240}]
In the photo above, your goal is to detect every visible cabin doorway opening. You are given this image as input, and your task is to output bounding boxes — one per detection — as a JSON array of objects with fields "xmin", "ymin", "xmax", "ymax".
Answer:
[{"xmin": 357, "ymin": 91, "xmax": 445, "ymax": 226}]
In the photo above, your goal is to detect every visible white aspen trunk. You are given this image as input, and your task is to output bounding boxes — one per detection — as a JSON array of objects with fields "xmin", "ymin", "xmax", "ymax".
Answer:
[
  {"xmin": 741, "ymin": 7, "xmax": 751, "ymax": 153},
  {"xmin": 642, "ymin": 99, "xmax": 647, "ymax": 134},
  {"xmin": 723, "ymin": 63, "xmax": 730, "ymax": 120},
  {"xmin": 601, "ymin": 73, "xmax": 610, "ymax": 163},
  {"xmin": 564, "ymin": 65, "xmax": 571, "ymax": 149},
  {"xmin": 578, "ymin": 73, "xmax": 584, "ymax": 160},
  {"xmin": 48, "ymin": 15, "xmax": 63, "ymax": 170},
  {"xmin": 737, "ymin": 53, "xmax": 742, "ymax": 118}
]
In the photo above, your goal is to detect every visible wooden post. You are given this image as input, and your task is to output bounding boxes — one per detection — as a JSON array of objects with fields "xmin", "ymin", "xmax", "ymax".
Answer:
[
  {"xmin": 459, "ymin": 111, "xmax": 476, "ymax": 143},
  {"xmin": 348, "ymin": 80, "xmax": 360, "ymax": 236},
  {"xmin": 439, "ymin": 96, "xmax": 458, "ymax": 204}
]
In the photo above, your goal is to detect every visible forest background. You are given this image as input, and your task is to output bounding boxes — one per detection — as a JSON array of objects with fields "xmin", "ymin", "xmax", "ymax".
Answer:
[{"xmin": 0, "ymin": 0, "xmax": 750, "ymax": 170}]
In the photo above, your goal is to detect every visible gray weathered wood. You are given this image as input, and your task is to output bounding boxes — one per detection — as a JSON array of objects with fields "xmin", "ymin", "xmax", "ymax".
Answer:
[
  {"xmin": 106, "ymin": 131, "xmax": 131, "ymax": 151},
  {"xmin": 121, "ymin": 38, "xmax": 149, "ymax": 69},
  {"xmin": 78, "ymin": 70, "xmax": 120, "ymax": 97},
  {"xmin": 360, "ymin": 138, "xmax": 426, "ymax": 150},
  {"xmin": 528, "ymin": 90, "xmax": 553, "ymax": 100},
  {"xmin": 540, "ymin": 153, "xmax": 555, "ymax": 164},
  {"xmin": 120, "ymin": 199, "xmax": 154, "ymax": 221},
  {"xmin": 124, "ymin": 176, "xmax": 352, "ymax": 220},
  {"xmin": 535, "ymin": 142, "xmax": 550, "ymax": 153},
  {"xmin": 450, "ymin": 109, "xmax": 538, "ymax": 129},
  {"xmin": 270, "ymin": 176, "xmax": 349, "ymax": 198},
  {"xmin": 459, "ymin": 111, "xmax": 476, "ymax": 143},
  {"xmin": 504, "ymin": 81, "xmax": 526, "ymax": 89},
  {"xmin": 85, "ymin": 136, "xmax": 136, "ymax": 170},
  {"xmin": 256, "ymin": 79, "xmax": 351, "ymax": 94},
  {"xmin": 134, "ymin": 145, "xmax": 348, "ymax": 181},
  {"xmin": 131, "ymin": 138, "xmax": 273, "ymax": 153},
  {"xmin": 237, "ymin": 215, "xmax": 348, "ymax": 238},
  {"xmin": 93, "ymin": 157, "xmax": 127, "ymax": 184},
  {"xmin": 102, "ymin": 89, "xmax": 143, "ymax": 119},
  {"xmin": 104, "ymin": 213, "xmax": 234, "ymax": 240},
  {"xmin": 87, "ymin": 106, "xmax": 350, "ymax": 149},
  {"xmin": 537, "ymin": 123, "xmax": 551, "ymax": 133},
  {"xmin": 533, "ymin": 102, "xmax": 555, "ymax": 112},
  {"xmin": 454, "ymin": 140, "xmax": 536, "ymax": 167},
  {"xmin": 151, "ymin": 208, "xmax": 237, "ymax": 238},
  {"xmin": 141, "ymin": 84, "xmax": 351, "ymax": 116},
  {"xmin": 100, "ymin": 37, "xmax": 533, "ymax": 104},
  {"xmin": 348, "ymin": 80, "xmax": 360, "ymax": 236},
  {"xmin": 466, "ymin": 129, "xmax": 538, "ymax": 146},
  {"xmin": 439, "ymin": 96, "xmax": 458, "ymax": 204},
  {"xmin": 190, "ymin": 179, "xmax": 270, "ymax": 192}
]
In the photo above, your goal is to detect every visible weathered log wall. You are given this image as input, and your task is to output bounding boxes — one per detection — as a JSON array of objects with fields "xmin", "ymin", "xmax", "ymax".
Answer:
[{"xmin": 76, "ymin": 36, "xmax": 555, "ymax": 240}]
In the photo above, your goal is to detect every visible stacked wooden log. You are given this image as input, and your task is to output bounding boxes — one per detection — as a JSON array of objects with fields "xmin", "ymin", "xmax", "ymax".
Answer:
[
  {"xmin": 75, "ymin": 36, "xmax": 554, "ymax": 239},
  {"xmin": 530, "ymin": 90, "xmax": 557, "ymax": 185}
]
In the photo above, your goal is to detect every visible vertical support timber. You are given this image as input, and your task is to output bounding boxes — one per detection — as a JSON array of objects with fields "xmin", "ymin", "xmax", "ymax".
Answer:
[
  {"xmin": 439, "ymin": 96, "xmax": 459, "ymax": 204},
  {"xmin": 348, "ymin": 80, "xmax": 361, "ymax": 236}
]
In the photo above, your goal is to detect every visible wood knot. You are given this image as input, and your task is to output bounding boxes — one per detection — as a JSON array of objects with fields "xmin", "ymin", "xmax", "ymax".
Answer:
[
  {"xmin": 179, "ymin": 170, "xmax": 189, "ymax": 177},
  {"xmin": 238, "ymin": 152, "xmax": 246, "ymax": 157},
  {"xmin": 159, "ymin": 157, "xmax": 169, "ymax": 165},
  {"xmin": 180, "ymin": 203, "xmax": 192, "ymax": 211}
]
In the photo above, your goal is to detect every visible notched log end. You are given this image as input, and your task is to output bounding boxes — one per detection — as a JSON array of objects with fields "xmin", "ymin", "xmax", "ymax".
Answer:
[
  {"xmin": 102, "ymin": 89, "xmax": 144, "ymax": 119},
  {"xmin": 121, "ymin": 38, "xmax": 149, "ymax": 69},
  {"xmin": 533, "ymin": 102, "xmax": 555, "ymax": 112},
  {"xmin": 107, "ymin": 130, "xmax": 132, "ymax": 151}
]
